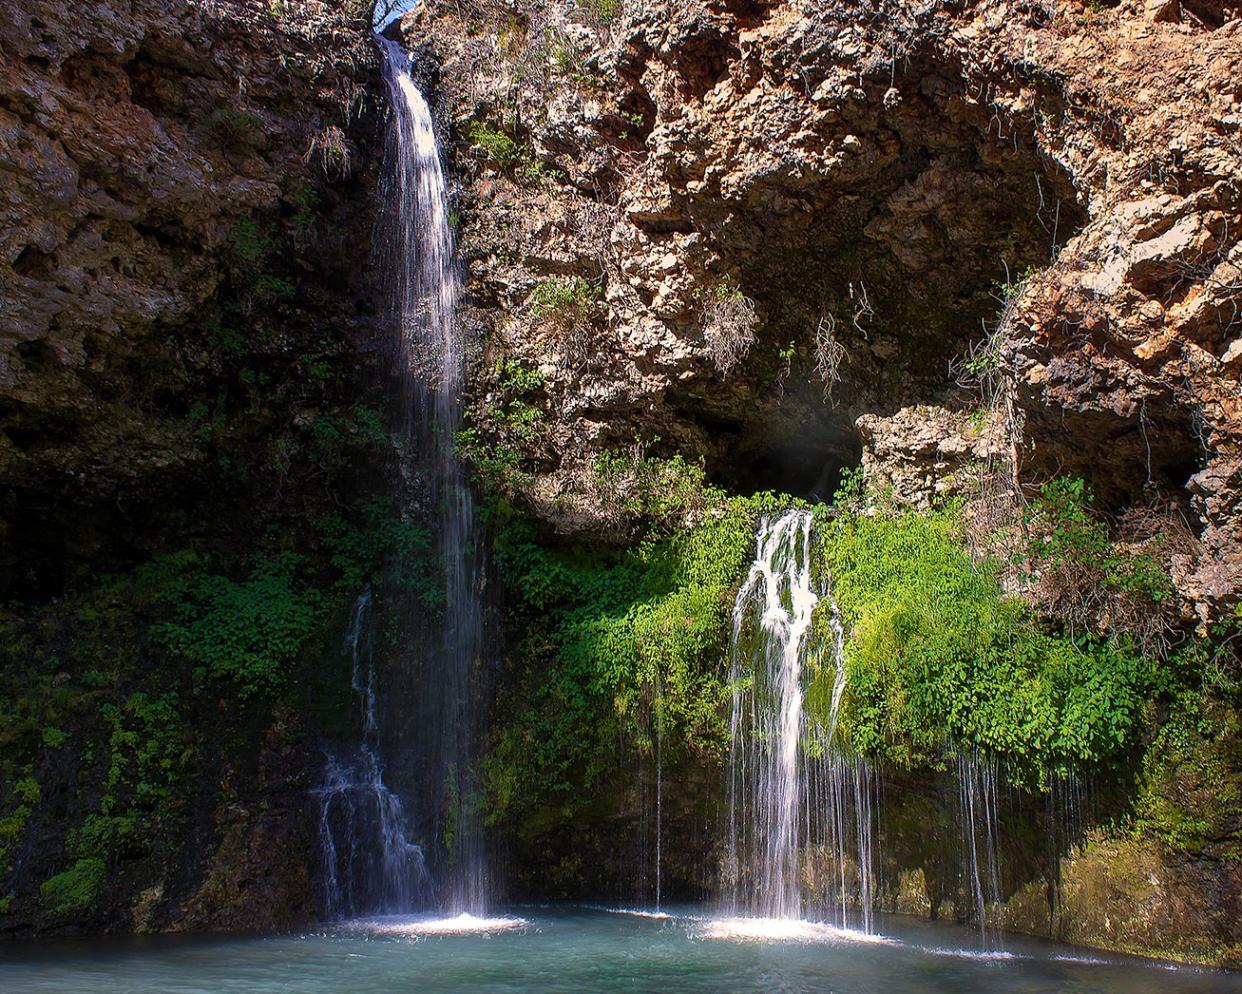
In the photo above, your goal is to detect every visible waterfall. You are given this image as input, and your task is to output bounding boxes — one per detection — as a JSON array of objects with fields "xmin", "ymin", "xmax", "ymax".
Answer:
[
  {"xmin": 375, "ymin": 31, "xmax": 488, "ymax": 913},
  {"xmin": 316, "ymin": 590, "xmax": 429, "ymax": 918},
  {"xmin": 725, "ymin": 509, "xmax": 877, "ymax": 929},
  {"xmin": 314, "ymin": 30, "xmax": 487, "ymax": 918},
  {"xmin": 957, "ymin": 748, "xmax": 1002, "ymax": 943}
]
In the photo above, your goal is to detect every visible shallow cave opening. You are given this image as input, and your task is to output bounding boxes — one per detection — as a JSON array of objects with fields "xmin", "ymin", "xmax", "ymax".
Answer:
[
  {"xmin": 703, "ymin": 379, "xmax": 864, "ymax": 503},
  {"xmin": 663, "ymin": 48, "xmax": 1091, "ymax": 503}
]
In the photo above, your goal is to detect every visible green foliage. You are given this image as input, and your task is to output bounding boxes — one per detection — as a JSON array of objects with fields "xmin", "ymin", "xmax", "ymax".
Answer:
[
  {"xmin": 252, "ymin": 274, "xmax": 296, "ymax": 301},
  {"xmin": 230, "ymin": 216, "xmax": 269, "ymax": 267},
  {"xmin": 997, "ymin": 263, "xmax": 1040, "ymax": 300},
  {"xmin": 1137, "ymin": 637, "xmax": 1241, "ymax": 859},
  {"xmin": 150, "ymin": 553, "xmax": 322, "ymax": 699},
  {"xmin": 97, "ymin": 692, "xmax": 185, "ymax": 817},
  {"xmin": 498, "ymin": 358, "xmax": 545, "ymax": 395},
  {"xmin": 41, "ymin": 726, "xmax": 68, "ymax": 748},
  {"xmin": 468, "ymin": 121, "xmax": 523, "ymax": 165},
  {"xmin": 577, "ymin": 0, "xmax": 621, "ymax": 23},
  {"xmin": 467, "ymin": 121, "xmax": 562, "ymax": 183},
  {"xmin": 1027, "ymin": 477, "xmax": 1172, "ymax": 605},
  {"xmin": 455, "ymin": 359, "xmax": 547, "ymax": 495},
  {"xmin": 290, "ymin": 184, "xmax": 320, "ymax": 232},
  {"xmin": 317, "ymin": 496, "xmax": 438, "ymax": 604},
  {"xmin": 529, "ymin": 276, "xmax": 602, "ymax": 320},
  {"xmin": 548, "ymin": 29, "xmax": 585, "ymax": 75},
  {"xmin": 39, "ymin": 857, "xmax": 106, "ymax": 916},
  {"xmin": 815, "ymin": 501, "xmax": 1157, "ymax": 781},
  {"xmin": 0, "ymin": 775, "xmax": 39, "ymax": 873},
  {"xmin": 485, "ymin": 493, "xmax": 781, "ymax": 826}
]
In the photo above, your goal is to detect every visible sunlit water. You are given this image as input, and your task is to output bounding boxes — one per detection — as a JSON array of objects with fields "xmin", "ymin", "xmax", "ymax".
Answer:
[{"xmin": 1, "ymin": 906, "xmax": 1236, "ymax": 994}]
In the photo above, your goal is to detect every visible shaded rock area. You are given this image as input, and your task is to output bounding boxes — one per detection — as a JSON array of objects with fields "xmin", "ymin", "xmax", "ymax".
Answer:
[
  {"xmin": 0, "ymin": 0, "xmax": 384, "ymax": 594},
  {"xmin": 0, "ymin": 0, "xmax": 386, "ymax": 934}
]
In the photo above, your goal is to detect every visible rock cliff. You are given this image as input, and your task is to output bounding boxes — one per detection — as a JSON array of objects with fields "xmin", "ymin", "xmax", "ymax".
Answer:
[
  {"xmin": 407, "ymin": 0, "xmax": 1240, "ymax": 621},
  {"xmin": 0, "ymin": 0, "xmax": 386, "ymax": 933},
  {"xmin": 0, "ymin": 0, "xmax": 383, "ymax": 593}
]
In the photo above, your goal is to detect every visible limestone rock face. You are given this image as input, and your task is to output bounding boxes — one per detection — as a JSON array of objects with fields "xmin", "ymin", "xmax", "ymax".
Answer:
[
  {"xmin": 0, "ymin": 0, "xmax": 382, "ymax": 589},
  {"xmin": 409, "ymin": 0, "xmax": 1240, "ymax": 616}
]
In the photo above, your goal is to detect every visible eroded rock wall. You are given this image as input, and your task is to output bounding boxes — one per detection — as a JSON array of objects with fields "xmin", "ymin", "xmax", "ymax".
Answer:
[
  {"xmin": 0, "ymin": 0, "xmax": 383, "ymax": 591},
  {"xmin": 400, "ymin": 0, "xmax": 1241, "ymax": 964},
  {"xmin": 408, "ymin": 0, "xmax": 1240, "ymax": 616}
]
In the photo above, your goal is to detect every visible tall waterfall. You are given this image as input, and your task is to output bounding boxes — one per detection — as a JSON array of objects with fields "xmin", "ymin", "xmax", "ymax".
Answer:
[
  {"xmin": 725, "ymin": 509, "xmax": 876, "ymax": 928},
  {"xmin": 315, "ymin": 32, "xmax": 487, "ymax": 918},
  {"xmin": 375, "ymin": 32, "xmax": 488, "ymax": 913}
]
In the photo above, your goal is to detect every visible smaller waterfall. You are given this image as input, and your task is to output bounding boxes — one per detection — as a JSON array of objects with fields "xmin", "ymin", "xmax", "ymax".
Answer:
[
  {"xmin": 726, "ymin": 509, "xmax": 878, "ymax": 929},
  {"xmin": 316, "ymin": 749, "xmax": 429, "ymax": 918},
  {"xmin": 315, "ymin": 589, "xmax": 429, "ymax": 918}
]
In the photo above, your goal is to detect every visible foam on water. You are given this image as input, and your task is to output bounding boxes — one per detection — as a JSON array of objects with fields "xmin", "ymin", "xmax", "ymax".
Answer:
[
  {"xmin": 342, "ymin": 912, "xmax": 528, "ymax": 936},
  {"xmin": 915, "ymin": 945, "xmax": 1025, "ymax": 962},
  {"xmin": 596, "ymin": 907, "xmax": 676, "ymax": 920},
  {"xmin": 699, "ymin": 916, "xmax": 893, "ymax": 945}
]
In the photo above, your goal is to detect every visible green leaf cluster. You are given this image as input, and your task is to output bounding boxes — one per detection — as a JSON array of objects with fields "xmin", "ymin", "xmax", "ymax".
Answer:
[
  {"xmin": 149, "ymin": 553, "xmax": 322, "ymax": 699},
  {"xmin": 814, "ymin": 502, "xmax": 1157, "ymax": 783},
  {"xmin": 484, "ymin": 493, "xmax": 780, "ymax": 827},
  {"xmin": 39, "ymin": 857, "xmax": 106, "ymax": 916}
]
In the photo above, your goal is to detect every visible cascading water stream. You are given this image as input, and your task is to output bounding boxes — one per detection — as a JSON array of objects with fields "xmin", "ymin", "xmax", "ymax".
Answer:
[
  {"xmin": 315, "ymin": 28, "xmax": 488, "ymax": 919},
  {"xmin": 374, "ymin": 29, "xmax": 488, "ymax": 913},
  {"xmin": 725, "ymin": 509, "xmax": 877, "ymax": 930}
]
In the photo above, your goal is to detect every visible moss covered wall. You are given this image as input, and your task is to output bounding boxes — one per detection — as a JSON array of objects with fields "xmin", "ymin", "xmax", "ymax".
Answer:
[{"xmin": 479, "ymin": 464, "xmax": 1240, "ymax": 964}]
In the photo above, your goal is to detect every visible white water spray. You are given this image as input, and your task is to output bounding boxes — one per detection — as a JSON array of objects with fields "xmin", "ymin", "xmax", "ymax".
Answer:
[{"xmin": 725, "ymin": 509, "xmax": 877, "ymax": 930}]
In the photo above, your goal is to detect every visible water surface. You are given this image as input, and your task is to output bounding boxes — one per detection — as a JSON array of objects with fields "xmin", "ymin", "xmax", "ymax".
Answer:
[{"xmin": 1, "ymin": 905, "xmax": 1236, "ymax": 994}]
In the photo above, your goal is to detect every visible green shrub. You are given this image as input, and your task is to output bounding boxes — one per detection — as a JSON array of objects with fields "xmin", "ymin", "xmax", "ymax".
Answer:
[
  {"xmin": 815, "ymin": 502, "xmax": 1156, "ymax": 781},
  {"xmin": 0, "ymin": 776, "xmax": 39, "ymax": 872},
  {"xmin": 40, "ymin": 857, "xmax": 106, "ymax": 916},
  {"xmin": 586, "ymin": 449, "xmax": 710, "ymax": 531},
  {"xmin": 230, "ymin": 216, "xmax": 269, "ymax": 267}
]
